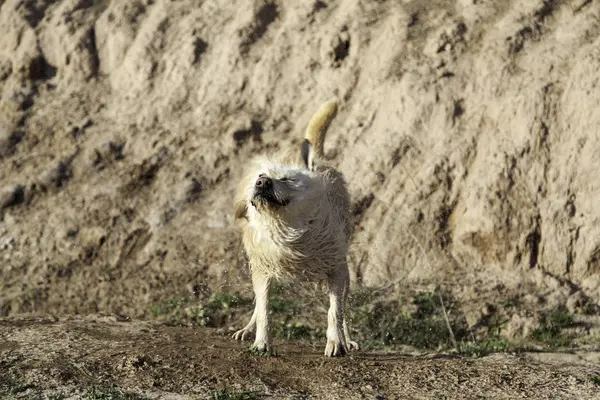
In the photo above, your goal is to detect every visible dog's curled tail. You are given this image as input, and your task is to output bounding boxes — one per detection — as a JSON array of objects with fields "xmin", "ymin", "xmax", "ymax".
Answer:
[{"xmin": 302, "ymin": 98, "xmax": 338, "ymax": 170}]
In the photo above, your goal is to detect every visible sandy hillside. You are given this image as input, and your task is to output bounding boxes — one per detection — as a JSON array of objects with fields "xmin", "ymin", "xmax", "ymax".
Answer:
[
  {"xmin": 2, "ymin": 0, "xmax": 600, "ymax": 398},
  {"xmin": 1, "ymin": 0, "xmax": 600, "ymax": 320}
]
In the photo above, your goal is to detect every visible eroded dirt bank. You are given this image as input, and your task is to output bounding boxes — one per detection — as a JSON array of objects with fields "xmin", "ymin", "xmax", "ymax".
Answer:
[{"xmin": 1, "ymin": 0, "xmax": 600, "ymax": 321}]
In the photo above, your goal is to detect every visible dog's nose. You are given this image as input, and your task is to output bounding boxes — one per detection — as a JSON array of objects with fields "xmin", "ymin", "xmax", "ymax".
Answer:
[{"xmin": 255, "ymin": 176, "xmax": 272, "ymax": 189}]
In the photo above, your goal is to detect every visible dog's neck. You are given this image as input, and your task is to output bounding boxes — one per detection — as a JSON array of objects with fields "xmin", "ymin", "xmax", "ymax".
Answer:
[{"xmin": 248, "ymin": 203, "xmax": 323, "ymax": 245}]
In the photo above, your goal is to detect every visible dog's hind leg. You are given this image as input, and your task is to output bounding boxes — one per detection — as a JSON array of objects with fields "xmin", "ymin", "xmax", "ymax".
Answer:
[
  {"xmin": 324, "ymin": 266, "xmax": 350, "ymax": 357},
  {"xmin": 342, "ymin": 265, "xmax": 359, "ymax": 351}
]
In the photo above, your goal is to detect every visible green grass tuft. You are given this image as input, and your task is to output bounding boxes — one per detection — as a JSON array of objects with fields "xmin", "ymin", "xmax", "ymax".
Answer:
[
  {"xmin": 531, "ymin": 311, "xmax": 577, "ymax": 347},
  {"xmin": 151, "ymin": 287, "xmax": 590, "ymax": 357},
  {"xmin": 212, "ymin": 388, "xmax": 262, "ymax": 400},
  {"xmin": 151, "ymin": 292, "xmax": 252, "ymax": 327},
  {"xmin": 0, "ymin": 370, "xmax": 35, "ymax": 396},
  {"xmin": 85, "ymin": 386, "xmax": 148, "ymax": 400},
  {"xmin": 351, "ymin": 291, "xmax": 467, "ymax": 350},
  {"xmin": 458, "ymin": 338, "xmax": 515, "ymax": 358},
  {"xmin": 273, "ymin": 321, "xmax": 319, "ymax": 340}
]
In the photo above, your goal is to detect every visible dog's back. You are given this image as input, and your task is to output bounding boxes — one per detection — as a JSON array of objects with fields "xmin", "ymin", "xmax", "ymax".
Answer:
[{"xmin": 234, "ymin": 99, "xmax": 351, "ymax": 280}]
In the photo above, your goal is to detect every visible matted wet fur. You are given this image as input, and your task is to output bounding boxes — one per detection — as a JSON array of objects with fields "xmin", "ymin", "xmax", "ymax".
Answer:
[{"xmin": 232, "ymin": 99, "xmax": 359, "ymax": 356}]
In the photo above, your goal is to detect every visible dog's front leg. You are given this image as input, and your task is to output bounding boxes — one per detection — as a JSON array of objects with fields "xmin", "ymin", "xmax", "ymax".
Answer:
[
  {"xmin": 232, "ymin": 268, "xmax": 272, "ymax": 353},
  {"xmin": 249, "ymin": 269, "xmax": 273, "ymax": 354},
  {"xmin": 232, "ymin": 307, "xmax": 257, "ymax": 341}
]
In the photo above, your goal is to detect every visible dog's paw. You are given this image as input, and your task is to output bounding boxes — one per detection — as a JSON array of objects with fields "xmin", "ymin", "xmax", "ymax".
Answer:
[
  {"xmin": 232, "ymin": 327, "xmax": 254, "ymax": 341},
  {"xmin": 249, "ymin": 341, "xmax": 275, "ymax": 356},
  {"xmin": 348, "ymin": 340, "xmax": 360, "ymax": 351},
  {"xmin": 324, "ymin": 339, "xmax": 348, "ymax": 357}
]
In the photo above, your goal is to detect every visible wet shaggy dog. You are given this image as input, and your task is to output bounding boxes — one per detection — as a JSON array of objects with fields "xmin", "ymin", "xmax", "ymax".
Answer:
[{"xmin": 232, "ymin": 99, "xmax": 359, "ymax": 356}]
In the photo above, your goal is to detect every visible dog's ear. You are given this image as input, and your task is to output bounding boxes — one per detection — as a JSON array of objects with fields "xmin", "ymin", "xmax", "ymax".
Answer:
[
  {"xmin": 234, "ymin": 200, "xmax": 248, "ymax": 220},
  {"xmin": 301, "ymin": 139, "xmax": 315, "ymax": 171}
]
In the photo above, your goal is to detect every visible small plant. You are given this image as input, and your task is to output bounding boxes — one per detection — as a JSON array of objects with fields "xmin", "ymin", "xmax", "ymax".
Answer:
[
  {"xmin": 531, "ymin": 311, "xmax": 577, "ymax": 347},
  {"xmin": 351, "ymin": 291, "xmax": 468, "ymax": 351},
  {"xmin": 502, "ymin": 298, "xmax": 520, "ymax": 309},
  {"xmin": 151, "ymin": 291, "xmax": 252, "ymax": 327},
  {"xmin": 582, "ymin": 300, "xmax": 600, "ymax": 316},
  {"xmin": 273, "ymin": 322, "xmax": 318, "ymax": 340},
  {"xmin": 151, "ymin": 297, "xmax": 188, "ymax": 317},
  {"xmin": 268, "ymin": 282, "xmax": 303, "ymax": 315},
  {"xmin": 458, "ymin": 338, "xmax": 514, "ymax": 358},
  {"xmin": 47, "ymin": 392, "xmax": 68, "ymax": 400},
  {"xmin": 247, "ymin": 346, "xmax": 278, "ymax": 357},
  {"xmin": 0, "ymin": 370, "xmax": 35, "ymax": 395},
  {"xmin": 205, "ymin": 292, "xmax": 252, "ymax": 311},
  {"xmin": 413, "ymin": 291, "xmax": 437, "ymax": 318},
  {"xmin": 85, "ymin": 385, "xmax": 148, "ymax": 400},
  {"xmin": 212, "ymin": 388, "xmax": 262, "ymax": 400},
  {"xmin": 270, "ymin": 296, "xmax": 299, "ymax": 315},
  {"xmin": 349, "ymin": 287, "xmax": 383, "ymax": 308}
]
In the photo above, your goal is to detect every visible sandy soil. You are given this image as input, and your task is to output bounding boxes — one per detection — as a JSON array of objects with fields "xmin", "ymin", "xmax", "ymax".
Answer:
[{"xmin": 1, "ymin": 316, "xmax": 599, "ymax": 399}]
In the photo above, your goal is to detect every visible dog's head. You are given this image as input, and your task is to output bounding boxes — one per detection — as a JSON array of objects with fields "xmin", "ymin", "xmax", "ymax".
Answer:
[{"xmin": 235, "ymin": 158, "xmax": 325, "ymax": 226}]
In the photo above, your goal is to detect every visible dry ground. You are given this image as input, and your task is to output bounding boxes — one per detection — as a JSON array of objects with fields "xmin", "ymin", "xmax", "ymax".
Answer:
[{"xmin": 1, "ymin": 316, "xmax": 600, "ymax": 400}]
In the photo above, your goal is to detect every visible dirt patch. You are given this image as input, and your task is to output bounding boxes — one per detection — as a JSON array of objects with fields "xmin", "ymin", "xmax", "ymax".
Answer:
[{"xmin": 1, "ymin": 316, "xmax": 599, "ymax": 399}]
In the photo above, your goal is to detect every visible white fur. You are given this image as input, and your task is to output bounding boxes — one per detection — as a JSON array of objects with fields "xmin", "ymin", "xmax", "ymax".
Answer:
[{"xmin": 232, "ymin": 101, "xmax": 359, "ymax": 357}]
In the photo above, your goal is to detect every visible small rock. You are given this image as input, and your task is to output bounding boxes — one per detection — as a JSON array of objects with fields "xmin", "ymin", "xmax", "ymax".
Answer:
[
  {"xmin": 38, "ymin": 160, "xmax": 72, "ymax": 190},
  {"xmin": 182, "ymin": 177, "xmax": 203, "ymax": 203},
  {"xmin": 566, "ymin": 291, "xmax": 584, "ymax": 314},
  {"xmin": 0, "ymin": 122, "xmax": 23, "ymax": 157},
  {"xmin": 0, "ymin": 58, "xmax": 12, "ymax": 81},
  {"xmin": 505, "ymin": 314, "xmax": 536, "ymax": 339},
  {"xmin": 71, "ymin": 118, "xmax": 94, "ymax": 138},
  {"xmin": 0, "ymin": 184, "xmax": 25, "ymax": 210},
  {"xmin": 481, "ymin": 303, "xmax": 496, "ymax": 317},
  {"xmin": 1, "ymin": 237, "xmax": 15, "ymax": 250},
  {"xmin": 465, "ymin": 309, "xmax": 482, "ymax": 328}
]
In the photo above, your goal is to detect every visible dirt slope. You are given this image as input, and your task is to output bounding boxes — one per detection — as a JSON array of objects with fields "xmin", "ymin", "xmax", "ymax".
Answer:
[
  {"xmin": 1, "ymin": 0, "xmax": 600, "ymax": 330},
  {"xmin": 1, "ymin": 316, "xmax": 600, "ymax": 399}
]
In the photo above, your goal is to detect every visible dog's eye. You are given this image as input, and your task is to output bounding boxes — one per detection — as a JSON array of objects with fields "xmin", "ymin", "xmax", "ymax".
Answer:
[{"xmin": 280, "ymin": 177, "xmax": 294, "ymax": 182}]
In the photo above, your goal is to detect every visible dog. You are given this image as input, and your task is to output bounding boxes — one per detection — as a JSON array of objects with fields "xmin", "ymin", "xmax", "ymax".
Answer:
[{"xmin": 232, "ymin": 99, "xmax": 359, "ymax": 357}]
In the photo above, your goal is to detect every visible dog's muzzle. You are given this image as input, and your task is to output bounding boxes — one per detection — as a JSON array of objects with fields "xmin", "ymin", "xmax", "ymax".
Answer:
[
  {"xmin": 255, "ymin": 175, "xmax": 272, "ymax": 191},
  {"xmin": 251, "ymin": 176, "xmax": 288, "ymax": 207}
]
